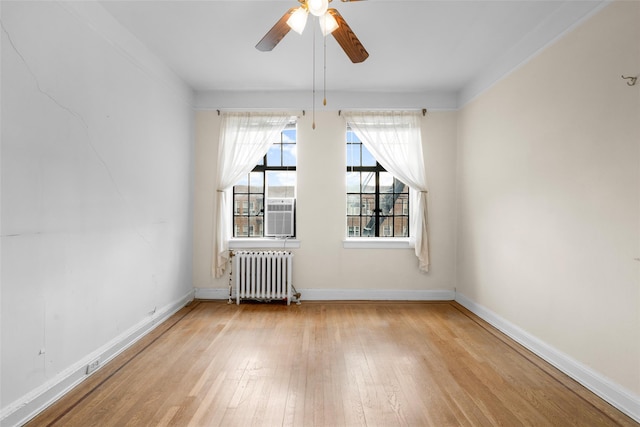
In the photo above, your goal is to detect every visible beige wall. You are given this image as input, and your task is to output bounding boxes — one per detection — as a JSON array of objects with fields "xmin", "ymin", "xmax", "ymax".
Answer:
[
  {"xmin": 456, "ymin": 0, "xmax": 639, "ymax": 395},
  {"xmin": 193, "ymin": 110, "xmax": 458, "ymax": 295}
]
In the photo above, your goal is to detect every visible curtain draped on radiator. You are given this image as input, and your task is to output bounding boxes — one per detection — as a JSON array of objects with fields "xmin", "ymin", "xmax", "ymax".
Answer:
[
  {"xmin": 342, "ymin": 111, "xmax": 430, "ymax": 272},
  {"xmin": 213, "ymin": 112, "xmax": 292, "ymax": 278}
]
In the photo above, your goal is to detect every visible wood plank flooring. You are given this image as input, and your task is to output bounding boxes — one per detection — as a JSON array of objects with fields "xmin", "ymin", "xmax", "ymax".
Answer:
[{"xmin": 27, "ymin": 301, "xmax": 637, "ymax": 426}]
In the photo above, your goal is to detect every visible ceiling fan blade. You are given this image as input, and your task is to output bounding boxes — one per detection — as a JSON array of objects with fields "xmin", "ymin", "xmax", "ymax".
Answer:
[
  {"xmin": 327, "ymin": 8, "xmax": 369, "ymax": 63},
  {"xmin": 256, "ymin": 8, "xmax": 296, "ymax": 52}
]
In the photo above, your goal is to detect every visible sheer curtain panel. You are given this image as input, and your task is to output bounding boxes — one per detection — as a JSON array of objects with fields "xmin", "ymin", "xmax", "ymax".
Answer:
[
  {"xmin": 213, "ymin": 112, "xmax": 291, "ymax": 277},
  {"xmin": 343, "ymin": 111, "xmax": 430, "ymax": 272}
]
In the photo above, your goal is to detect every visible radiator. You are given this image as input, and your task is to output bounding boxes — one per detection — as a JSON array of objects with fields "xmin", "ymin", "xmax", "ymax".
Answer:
[{"xmin": 232, "ymin": 250, "xmax": 293, "ymax": 305}]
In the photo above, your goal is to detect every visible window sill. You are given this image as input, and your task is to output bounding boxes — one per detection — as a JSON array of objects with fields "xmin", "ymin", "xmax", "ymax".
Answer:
[
  {"xmin": 229, "ymin": 238, "xmax": 300, "ymax": 249},
  {"xmin": 342, "ymin": 238, "xmax": 414, "ymax": 249}
]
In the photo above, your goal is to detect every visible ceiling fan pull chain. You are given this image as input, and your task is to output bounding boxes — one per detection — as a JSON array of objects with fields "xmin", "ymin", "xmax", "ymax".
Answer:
[
  {"xmin": 312, "ymin": 18, "xmax": 316, "ymax": 130},
  {"xmin": 323, "ymin": 23, "xmax": 327, "ymax": 107}
]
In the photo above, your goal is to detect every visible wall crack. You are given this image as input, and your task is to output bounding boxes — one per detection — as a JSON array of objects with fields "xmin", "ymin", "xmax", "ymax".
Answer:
[{"xmin": 1, "ymin": 19, "xmax": 125, "ymax": 201}]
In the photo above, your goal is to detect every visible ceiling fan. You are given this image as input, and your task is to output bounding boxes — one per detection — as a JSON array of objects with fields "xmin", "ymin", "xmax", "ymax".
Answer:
[{"xmin": 256, "ymin": 0, "xmax": 369, "ymax": 63}]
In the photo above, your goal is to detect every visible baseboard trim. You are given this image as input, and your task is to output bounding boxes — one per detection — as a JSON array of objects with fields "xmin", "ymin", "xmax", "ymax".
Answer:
[
  {"xmin": 194, "ymin": 287, "xmax": 231, "ymax": 300},
  {"xmin": 1, "ymin": 289, "xmax": 195, "ymax": 427},
  {"xmin": 194, "ymin": 287, "xmax": 455, "ymax": 302},
  {"xmin": 455, "ymin": 292, "xmax": 640, "ymax": 423},
  {"xmin": 301, "ymin": 289, "xmax": 455, "ymax": 301}
]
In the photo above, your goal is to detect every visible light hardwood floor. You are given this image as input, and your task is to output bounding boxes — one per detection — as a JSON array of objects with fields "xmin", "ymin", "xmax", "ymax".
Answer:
[{"xmin": 27, "ymin": 301, "xmax": 637, "ymax": 426}]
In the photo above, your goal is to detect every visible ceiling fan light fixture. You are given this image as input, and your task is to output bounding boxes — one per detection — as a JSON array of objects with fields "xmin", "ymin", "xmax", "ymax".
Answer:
[
  {"xmin": 319, "ymin": 11, "xmax": 339, "ymax": 36},
  {"xmin": 307, "ymin": 0, "xmax": 329, "ymax": 17},
  {"xmin": 286, "ymin": 7, "xmax": 308, "ymax": 34}
]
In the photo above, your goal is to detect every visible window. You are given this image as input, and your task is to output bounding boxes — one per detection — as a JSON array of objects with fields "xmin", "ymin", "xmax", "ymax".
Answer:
[
  {"xmin": 233, "ymin": 125, "xmax": 297, "ymax": 237},
  {"xmin": 346, "ymin": 128, "xmax": 409, "ymax": 237}
]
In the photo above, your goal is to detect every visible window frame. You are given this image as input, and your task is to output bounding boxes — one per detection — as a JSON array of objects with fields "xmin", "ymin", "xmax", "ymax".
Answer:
[
  {"xmin": 231, "ymin": 124, "xmax": 297, "ymax": 239},
  {"xmin": 346, "ymin": 128, "xmax": 410, "ymax": 240}
]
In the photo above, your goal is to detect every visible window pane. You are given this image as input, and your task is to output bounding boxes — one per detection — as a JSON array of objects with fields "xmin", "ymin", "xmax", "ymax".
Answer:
[
  {"xmin": 361, "ymin": 216, "xmax": 375, "ymax": 237},
  {"xmin": 282, "ymin": 144, "xmax": 296, "ymax": 166},
  {"xmin": 361, "ymin": 172, "xmax": 375, "ymax": 193},
  {"xmin": 346, "ymin": 172, "xmax": 360, "ymax": 193},
  {"xmin": 266, "ymin": 171, "xmax": 296, "ymax": 198},
  {"xmin": 394, "ymin": 194, "xmax": 409, "ymax": 215},
  {"xmin": 379, "ymin": 172, "xmax": 394, "ymax": 194},
  {"xmin": 361, "ymin": 194, "xmax": 375, "ymax": 216},
  {"xmin": 395, "ymin": 217, "xmax": 409, "ymax": 237},
  {"xmin": 346, "ymin": 194, "xmax": 360, "ymax": 215},
  {"xmin": 235, "ymin": 217, "xmax": 249, "ymax": 237},
  {"xmin": 266, "ymin": 145, "xmax": 281, "ymax": 166},
  {"xmin": 380, "ymin": 217, "xmax": 393, "ymax": 237},
  {"xmin": 282, "ymin": 128, "xmax": 296, "ymax": 143},
  {"xmin": 394, "ymin": 178, "xmax": 408, "ymax": 194},
  {"xmin": 361, "ymin": 145, "xmax": 376, "ymax": 166},
  {"xmin": 346, "ymin": 144, "xmax": 360, "ymax": 167},
  {"xmin": 346, "ymin": 129, "xmax": 359, "ymax": 143},
  {"xmin": 249, "ymin": 217, "xmax": 263, "ymax": 237},
  {"xmin": 249, "ymin": 172, "xmax": 264, "ymax": 192},
  {"xmin": 347, "ymin": 217, "xmax": 361, "ymax": 237},
  {"xmin": 380, "ymin": 193, "xmax": 395, "ymax": 215},
  {"xmin": 249, "ymin": 194, "xmax": 263, "ymax": 216},
  {"xmin": 234, "ymin": 194, "xmax": 248, "ymax": 215}
]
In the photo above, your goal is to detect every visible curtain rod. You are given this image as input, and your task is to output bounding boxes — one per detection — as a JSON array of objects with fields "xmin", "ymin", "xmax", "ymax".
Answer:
[
  {"xmin": 216, "ymin": 109, "xmax": 305, "ymax": 117},
  {"xmin": 338, "ymin": 109, "xmax": 427, "ymax": 117}
]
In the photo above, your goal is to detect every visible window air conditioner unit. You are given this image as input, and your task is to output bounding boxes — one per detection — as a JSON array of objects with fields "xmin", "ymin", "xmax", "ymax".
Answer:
[{"xmin": 264, "ymin": 198, "xmax": 295, "ymax": 237}]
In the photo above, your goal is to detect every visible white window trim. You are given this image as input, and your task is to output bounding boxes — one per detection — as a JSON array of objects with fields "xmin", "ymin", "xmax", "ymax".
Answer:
[
  {"xmin": 343, "ymin": 238, "xmax": 413, "ymax": 249},
  {"xmin": 229, "ymin": 238, "xmax": 300, "ymax": 249}
]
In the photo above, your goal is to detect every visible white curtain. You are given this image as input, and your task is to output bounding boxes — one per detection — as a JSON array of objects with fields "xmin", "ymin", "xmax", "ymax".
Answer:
[
  {"xmin": 342, "ymin": 111, "xmax": 430, "ymax": 272},
  {"xmin": 213, "ymin": 112, "xmax": 291, "ymax": 277}
]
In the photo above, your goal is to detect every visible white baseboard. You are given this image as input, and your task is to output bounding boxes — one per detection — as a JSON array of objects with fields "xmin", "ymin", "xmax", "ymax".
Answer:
[
  {"xmin": 194, "ymin": 287, "xmax": 232, "ymax": 300},
  {"xmin": 300, "ymin": 289, "xmax": 455, "ymax": 301},
  {"xmin": 455, "ymin": 292, "xmax": 640, "ymax": 423},
  {"xmin": 1, "ymin": 290, "xmax": 195, "ymax": 427},
  {"xmin": 194, "ymin": 287, "xmax": 455, "ymax": 302}
]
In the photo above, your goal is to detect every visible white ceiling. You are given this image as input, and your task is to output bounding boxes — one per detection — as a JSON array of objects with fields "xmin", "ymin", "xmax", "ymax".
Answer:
[{"xmin": 99, "ymin": 0, "xmax": 605, "ymax": 106}]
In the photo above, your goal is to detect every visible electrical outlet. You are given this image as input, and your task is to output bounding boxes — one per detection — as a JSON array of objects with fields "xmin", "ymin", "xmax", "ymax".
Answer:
[{"xmin": 86, "ymin": 358, "xmax": 100, "ymax": 375}]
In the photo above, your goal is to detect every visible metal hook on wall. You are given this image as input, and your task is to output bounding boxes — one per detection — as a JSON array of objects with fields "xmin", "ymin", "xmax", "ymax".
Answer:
[{"xmin": 621, "ymin": 75, "xmax": 637, "ymax": 86}]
